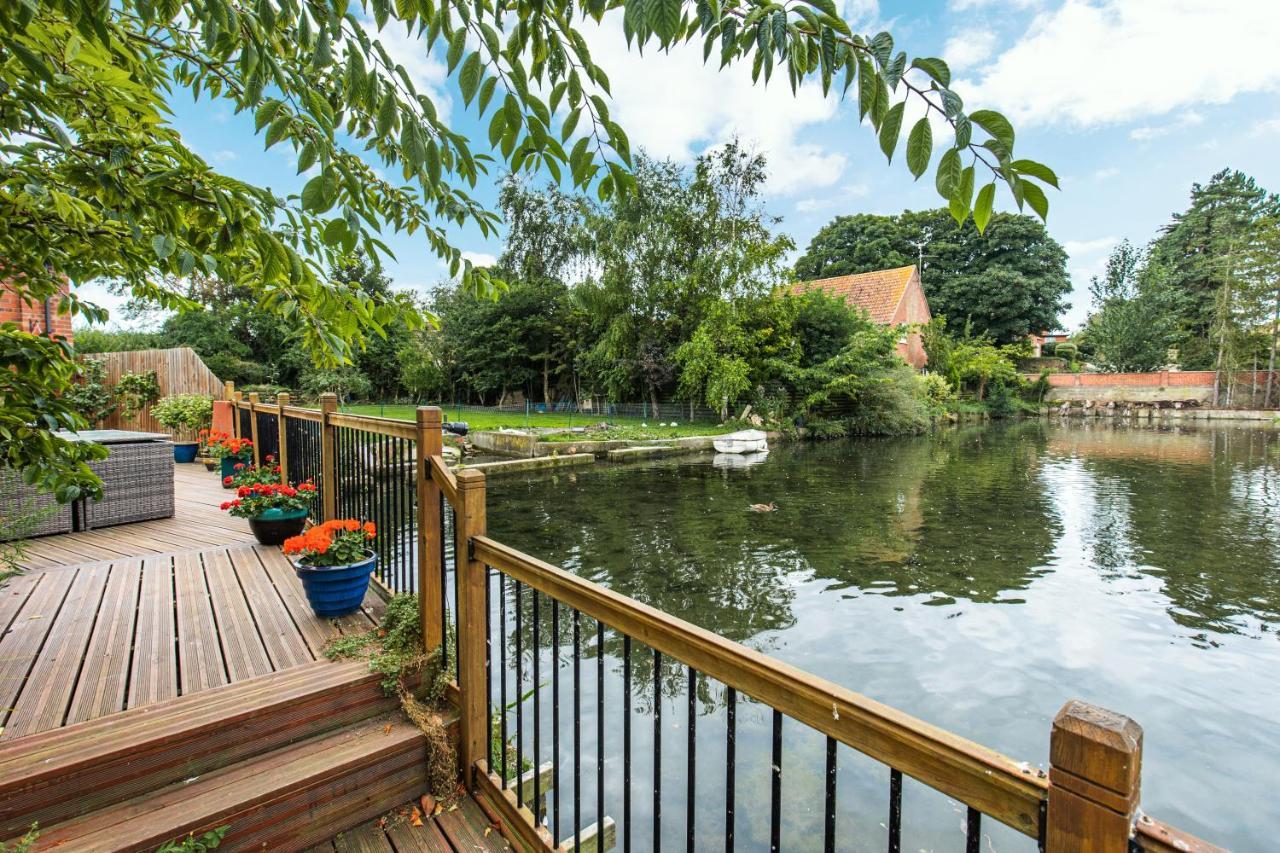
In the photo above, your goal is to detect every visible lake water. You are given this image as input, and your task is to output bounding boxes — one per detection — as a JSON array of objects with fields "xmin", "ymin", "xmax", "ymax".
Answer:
[{"xmin": 483, "ymin": 420, "xmax": 1280, "ymax": 851}]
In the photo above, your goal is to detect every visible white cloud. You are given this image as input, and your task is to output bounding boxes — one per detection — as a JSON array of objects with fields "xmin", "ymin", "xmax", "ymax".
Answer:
[
  {"xmin": 1092, "ymin": 167, "xmax": 1119, "ymax": 180},
  {"xmin": 1252, "ymin": 117, "xmax": 1280, "ymax": 136},
  {"xmin": 942, "ymin": 29, "xmax": 998, "ymax": 72},
  {"xmin": 950, "ymin": 0, "xmax": 1039, "ymax": 10},
  {"xmin": 212, "ymin": 149, "xmax": 238, "ymax": 163},
  {"xmin": 1128, "ymin": 110, "xmax": 1203, "ymax": 141},
  {"xmin": 795, "ymin": 182, "xmax": 870, "ymax": 213},
  {"xmin": 959, "ymin": 1, "xmax": 1280, "ymax": 128},
  {"xmin": 575, "ymin": 14, "xmax": 857, "ymax": 196},
  {"xmin": 461, "ymin": 251, "xmax": 498, "ymax": 268}
]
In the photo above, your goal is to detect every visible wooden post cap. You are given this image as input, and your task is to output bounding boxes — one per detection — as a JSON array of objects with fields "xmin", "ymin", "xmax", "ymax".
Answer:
[
  {"xmin": 248, "ymin": 391, "xmax": 260, "ymax": 403},
  {"xmin": 319, "ymin": 392, "xmax": 337, "ymax": 411},
  {"xmin": 277, "ymin": 392, "xmax": 290, "ymax": 406},
  {"xmin": 456, "ymin": 467, "xmax": 486, "ymax": 490},
  {"xmin": 1047, "ymin": 700, "xmax": 1143, "ymax": 852},
  {"xmin": 417, "ymin": 406, "xmax": 443, "ymax": 426}
]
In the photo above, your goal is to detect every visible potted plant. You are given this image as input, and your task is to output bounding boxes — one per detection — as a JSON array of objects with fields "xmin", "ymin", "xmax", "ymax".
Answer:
[
  {"xmin": 206, "ymin": 432, "xmax": 254, "ymax": 486},
  {"xmin": 150, "ymin": 394, "xmax": 214, "ymax": 463},
  {"xmin": 283, "ymin": 519, "xmax": 378, "ymax": 617},
  {"xmin": 226, "ymin": 457, "xmax": 282, "ymax": 488},
  {"xmin": 221, "ymin": 480, "xmax": 317, "ymax": 545}
]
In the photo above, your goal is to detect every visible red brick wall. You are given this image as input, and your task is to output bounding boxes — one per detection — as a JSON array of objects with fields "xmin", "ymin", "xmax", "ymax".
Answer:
[
  {"xmin": 1030, "ymin": 371, "xmax": 1243, "ymax": 388},
  {"xmin": 890, "ymin": 270, "xmax": 931, "ymax": 369},
  {"xmin": 0, "ymin": 281, "xmax": 74, "ymax": 341}
]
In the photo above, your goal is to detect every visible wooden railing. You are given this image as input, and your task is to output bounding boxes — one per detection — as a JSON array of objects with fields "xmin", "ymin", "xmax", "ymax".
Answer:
[{"xmin": 227, "ymin": 389, "xmax": 1224, "ymax": 853}]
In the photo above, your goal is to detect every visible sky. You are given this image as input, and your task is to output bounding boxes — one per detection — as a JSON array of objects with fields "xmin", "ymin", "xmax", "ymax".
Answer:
[{"xmin": 85, "ymin": 0, "xmax": 1280, "ymax": 332}]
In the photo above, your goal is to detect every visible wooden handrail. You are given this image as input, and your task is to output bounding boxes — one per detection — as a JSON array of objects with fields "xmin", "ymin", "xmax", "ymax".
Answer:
[
  {"xmin": 471, "ymin": 535, "xmax": 1048, "ymax": 837},
  {"xmin": 429, "ymin": 455, "xmax": 458, "ymax": 507},
  {"xmin": 327, "ymin": 411, "xmax": 417, "ymax": 440},
  {"xmin": 280, "ymin": 405, "xmax": 322, "ymax": 423}
]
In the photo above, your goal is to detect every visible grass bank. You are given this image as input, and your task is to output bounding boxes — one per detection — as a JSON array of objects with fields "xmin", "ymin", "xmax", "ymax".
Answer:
[{"xmin": 342, "ymin": 404, "xmax": 735, "ymax": 440}]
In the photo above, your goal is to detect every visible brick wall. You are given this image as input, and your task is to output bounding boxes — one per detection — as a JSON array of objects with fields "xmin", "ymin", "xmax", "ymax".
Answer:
[
  {"xmin": 0, "ymin": 281, "xmax": 75, "ymax": 341},
  {"xmin": 1028, "ymin": 370, "xmax": 1279, "ymax": 406}
]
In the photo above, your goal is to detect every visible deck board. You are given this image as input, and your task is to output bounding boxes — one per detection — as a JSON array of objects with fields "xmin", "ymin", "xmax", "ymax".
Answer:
[
  {"xmin": 2, "ymin": 564, "xmax": 109, "ymax": 739},
  {"xmin": 1, "ymin": 461, "xmax": 389, "ymax": 743},
  {"xmin": 330, "ymin": 796, "xmax": 510, "ymax": 853},
  {"xmin": 66, "ymin": 559, "xmax": 142, "ymax": 725}
]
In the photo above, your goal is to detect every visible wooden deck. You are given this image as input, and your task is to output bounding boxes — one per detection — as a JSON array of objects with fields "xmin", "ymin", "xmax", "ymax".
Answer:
[
  {"xmin": 317, "ymin": 796, "xmax": 511, "ymax": 852},
  {"xmin": 15, "ymin": 462, "xmax": 258, "ymax": 571},
  {"xmin": 0, "ymin": 541, "xmax": 385, "ymax": 742}
]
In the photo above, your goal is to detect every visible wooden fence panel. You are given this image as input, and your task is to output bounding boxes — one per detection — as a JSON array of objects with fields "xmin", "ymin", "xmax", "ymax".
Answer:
[{"xmin": 92, "ymin": 348, "xmax": 224, "ymax": 439}]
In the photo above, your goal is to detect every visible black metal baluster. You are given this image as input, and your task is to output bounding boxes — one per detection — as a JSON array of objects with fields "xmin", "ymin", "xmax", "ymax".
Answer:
[
  {"xmin": 486, "ymin": 566, "xmax": 493, "ymax": 770},
  {"xmin": 1037, "ymin": 799, "xmax": 1048, "ymax": 853},
  {"xmin": 770, "ymin": 710, "xmax": 782, "ymax": 853},
  {"xmin": 824, "ymin": 737, "xmax": 837, "ymax": 853},
  {"xmin": 499, "ymin": 574, "xmax": 508, "ymax": 789},
  {"xmin": 533, "ymin": 590, "xmax": 541, "ymax": 822},
  {"xmin": 574, "ymin": 609, "xmax": 582, "ymax": 852},
  {"xmin": 725, "ymin": 687, "xmax": 736, "ymax": 853},
  {"xmin": 686, "ymin": 667, "xmax": 696, "ymax": 853},
  {"xmin": 623, "ymin": 635, "xmax": 632, "ymax": 853},
  {"xmin": 654, "ymin": 649, "xmax": 662, "ymax": 853},
  {"xmin": 515, "ymin": 581, "xmax": 524, "ymax": 808},
  {"xmin": 966, "ymin": 807, "xmax": 981, "ymax": 853},
  {"xmin": 888, "ymin": 769, "xmax": 902, "ymax": 853},
  {"xmin": 453, "ymin": 504, "xmax": 461, "ymax": 684},
  {"xmin": 553, "ymin": 599, "xmax": 561, "ymax": 842},
  {"xmin": 597, "ymin": 620, "xmax": 605, "ymax": 845},
  {"xmin": 439, "ymin": 492, "xmax": 447, "ymax": 671}
]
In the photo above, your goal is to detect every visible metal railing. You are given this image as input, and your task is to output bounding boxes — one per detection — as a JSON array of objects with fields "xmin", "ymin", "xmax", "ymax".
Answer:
[{"xmin": 226, "ymin": 386, "xmax": 1223, "ymax": 853}]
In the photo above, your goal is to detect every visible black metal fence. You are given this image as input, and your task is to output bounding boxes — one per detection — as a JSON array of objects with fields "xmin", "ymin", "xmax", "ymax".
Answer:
[
  {"xmin": 253, "ymin": 409, "xmax": 279, "ymax": 464},
  {"xmin": 332, "ymin": 425, "xmax": 418, "ymax": 594}
]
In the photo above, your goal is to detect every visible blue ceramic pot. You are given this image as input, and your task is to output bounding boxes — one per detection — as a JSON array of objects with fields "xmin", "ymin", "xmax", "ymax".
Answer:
[
  {"xmin": 173, "ymin": 443, "xmax": 199, "ymax": 463},
  {"xmin": 295, "ymin": 551, "xmax": 376, "ymax": 618},
  {"xmin": 220, "ymin": 456, "xmax": 243, "ymax": 486},
  {"xmin": 247, "ymin": 507, "xmax": 309, "ymax": 546}
]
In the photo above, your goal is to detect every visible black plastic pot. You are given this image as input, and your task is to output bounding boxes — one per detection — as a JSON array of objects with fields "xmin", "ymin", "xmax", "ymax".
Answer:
[{"xmin": 247, "ymin": 508, "xmax": 309, "ymax": 546}]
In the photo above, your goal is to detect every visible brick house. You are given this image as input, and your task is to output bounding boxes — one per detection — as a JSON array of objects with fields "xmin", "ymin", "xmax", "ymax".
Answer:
[
  {"xmin": 0, "ymin": 279, "xmax": 75, "ymax": 342},
  {"xmin": 789, "ymin": 265, "xmax": 932, "ymax": 368}
]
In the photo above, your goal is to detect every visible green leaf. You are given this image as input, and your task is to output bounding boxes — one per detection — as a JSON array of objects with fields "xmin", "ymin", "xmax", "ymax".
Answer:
[
  {"xmin": 296, "ymin": 143, "xmax": 318, "ymax": 174},
  {"xmin": 1021, "ymin": 181, "xmax": 1049, "ymax": 220},
  {"xmin": 953, "ymin": 113, "xmax": 972, "ymax": 148},
  {"xmin": 458, "ymin": 53, "xmax": 483, "ymax": 105},
  {"xmin": 1010, "ymin": 159, "xmax": 1060, "ymax": 189},
  {"xmin": 973, "ymin": 182, "xmax": 996, "ymax": 232},
  {"xmin": 264, "ymin": 115, "xmax": 290, "ymax": 149},
  {"xmin": 905, "ymin": 117, "xmax": 931, "ymax": 179},
  {"xmin": 254, "ymin": 99, "xmax": 283, "ymax": 132},
  {"xmin": 650, "ymin": 0, "xmax": 681, "ymax": 41},
  {"xmin": 878, "ymin": 102, "xmax": 905, "ymax": 162},
  {"xmin": 935, "ymin": 147, "xmax": 961, "ymax": 199},
  {"xmin": 948, "ymin": 165, "xmax": 975, "ymax": 225},
  {"xmin": 301, "ymin": 171, "xmax": 339, "ymax": 213},
  {"xmin": 970, "ymin": 109, "xmax": 1015, "ymax": 150},
  {"xmin": 909, "ymin": 57, "xmax": 950, "ymax": 87},
  {"xmin": 446, "ymin": 28, "xmax": 467, "ymax": 73},
  {"xmin": 151, "ymin": 235, "xmax": 175, "ymax": 260}
]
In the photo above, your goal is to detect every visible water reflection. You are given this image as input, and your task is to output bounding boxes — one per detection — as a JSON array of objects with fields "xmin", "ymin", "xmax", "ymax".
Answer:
[{"xmin": 487, "ymin": 420, "xmax": 1280, "ymax": 849}]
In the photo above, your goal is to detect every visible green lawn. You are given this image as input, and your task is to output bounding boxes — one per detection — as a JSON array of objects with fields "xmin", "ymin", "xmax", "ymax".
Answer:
[{"xmin": 341, "ymin": 404, "xmax": 731, "ymax": 439}]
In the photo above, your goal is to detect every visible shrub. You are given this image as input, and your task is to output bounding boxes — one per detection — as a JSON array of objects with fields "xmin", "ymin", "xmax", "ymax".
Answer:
[
  {"xmin": 150, "ymin": 394, "xmax": 213, "ymax": 434},
  {"xmin": 115, "ymin": 371, "xmax": 161, "ymax": 418},
  {"xmin": 65, "ymin": 358, "xmax": 115, "ymax": 426}
]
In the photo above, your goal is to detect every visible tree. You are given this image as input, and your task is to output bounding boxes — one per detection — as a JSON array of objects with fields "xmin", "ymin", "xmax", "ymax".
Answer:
[
  {"xmin": 1079, "ymin": 240, "xmax": 1173, "ymax": 372},
  {"xmin": 2, "ymin": 0, "xmax": 1049, "ymax": 496},
  {"xmin": 794, "ymin": 210, "xmax": 1071, "ymax": 343},
  {"xmin": 1146, "ymin": 170, "xmax": 1280, "ymax": 369},
  {"xmin": 1240, "ymin": 215, "xmax": 1280, "ymax": 406}
]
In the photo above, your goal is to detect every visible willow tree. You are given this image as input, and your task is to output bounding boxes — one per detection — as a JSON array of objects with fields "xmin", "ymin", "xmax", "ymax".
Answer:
[{"xmin": 0, "ymin": 0, "xmax": 1055, "ymax": 498}]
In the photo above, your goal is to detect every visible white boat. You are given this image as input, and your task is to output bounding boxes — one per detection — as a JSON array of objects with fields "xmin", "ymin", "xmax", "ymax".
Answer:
[{"xmin": 712, "ymin": 429, "xmax": 769, "ymax": 454}]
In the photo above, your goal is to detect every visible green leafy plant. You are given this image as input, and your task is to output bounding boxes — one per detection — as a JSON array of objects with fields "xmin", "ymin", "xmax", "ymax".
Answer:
[
  {"xmin": 154, "ymin": 826, "xmax": 228, "ymax": 853},
  {"xmin": 65, "ymin": 358, "xmax": 116, "ymax": 427},
  {"xmin": 115, "ymin": 371, "xmax": 161, "ymax": 418},
  {"xmin": 220, "ymin": 481, "xmax": 316, "ymax": 519},
  {"xmin": 149, "ymin": 394, "xmax": 214, "ymax": 434}
]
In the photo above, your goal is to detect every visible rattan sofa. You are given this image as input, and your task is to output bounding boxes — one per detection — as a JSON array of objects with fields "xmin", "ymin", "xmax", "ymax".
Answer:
[
  {"xmin": 0, "ymin": 469, "xmax": 76, "ymax": 541},
  {"xmin": 79, "ymin": 439, "xmax": 175, "ymax": 529}
]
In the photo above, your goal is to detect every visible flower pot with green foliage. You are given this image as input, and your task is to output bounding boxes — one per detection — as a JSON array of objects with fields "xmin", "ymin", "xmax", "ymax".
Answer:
[
  {"xmin": 150, "ymin": 394, "xmax": 214, "ymax": 463},
  {"xmin": 205, "ymin": 432, "xmax": 253, "ymax": 486},
  {"xmin": 283, "ymin": 519, "xmax": 378, "ymax": 617},
  {"xmin": 221, "ymin": 480, "xmax": 317, "ymax": 545}
]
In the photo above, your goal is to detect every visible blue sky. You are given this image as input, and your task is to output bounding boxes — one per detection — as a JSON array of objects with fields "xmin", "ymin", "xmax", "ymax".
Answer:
[{"xmin": 89, "ymin": 0, "xmax": 1280, "ymax": 331}]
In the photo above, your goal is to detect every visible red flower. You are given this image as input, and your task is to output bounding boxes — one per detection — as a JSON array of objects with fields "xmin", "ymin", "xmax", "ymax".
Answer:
[
  {"xmin": 234, "ymin": 462, "xmax": 245, "ymax": 471},
  {"xmin": 219, "ymin": 501, "xmax": 232, "ymax": 510},
  {"xmin": 265, "ymin": 454, "xmax": 276, "ymax": 463},
  {"xmin": 223, "ymin": 475, "xmax": 233, "ymax": 486}
]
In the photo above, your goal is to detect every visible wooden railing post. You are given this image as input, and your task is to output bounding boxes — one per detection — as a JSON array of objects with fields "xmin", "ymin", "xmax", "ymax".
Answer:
[
  {"xmin": 319, "ymin": 393, "xmax": 338, "ymax": 522},
  {"xmin": 232, "ymin": 391, "xmax": 243, "ymax": 439},
  {"xmin": 224, "ymin": 380, "xmax": 235, "ymax": 401},
  {"xmin": 1047, "ymin": 700, "xmax": 1142, "ymax": 852},
  {"xmin": 276, "ymin": 393, "xmax": 290, "ymax": 484},
  {"xmin": 416, "ymin": 407, "xmax": 444, "ymax": 655},
  {"xmin": 455, "ymin": 467, "xmax": 488, "ymax": 787},
  {"xmin": 247, "ymin": 392, "xmax": 261, "ymax": 467}
]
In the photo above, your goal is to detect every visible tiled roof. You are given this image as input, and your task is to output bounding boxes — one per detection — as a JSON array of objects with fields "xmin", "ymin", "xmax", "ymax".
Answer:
[{"xmin": 787, "ymin": 265, "xmax": 917, "ymax": 325}]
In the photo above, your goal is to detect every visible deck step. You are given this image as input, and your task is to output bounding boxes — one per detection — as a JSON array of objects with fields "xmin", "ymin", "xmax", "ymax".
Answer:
[
  {"xmin": 24, "ymin": 716, "xmax": 428, "ymax": 852},
  {"xmin": 0, "ymin": 659, "xmax": 398, "ymax": 838}
]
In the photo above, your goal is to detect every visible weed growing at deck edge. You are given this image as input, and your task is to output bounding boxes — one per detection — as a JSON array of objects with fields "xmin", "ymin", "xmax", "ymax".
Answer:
[
  {"xmin": 325, "ymin": 595, "xmax": 455, "ymax": 797},
  {"xmin": 0, "ymin": 824, "xmax": 37, "ymax": 853}
]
